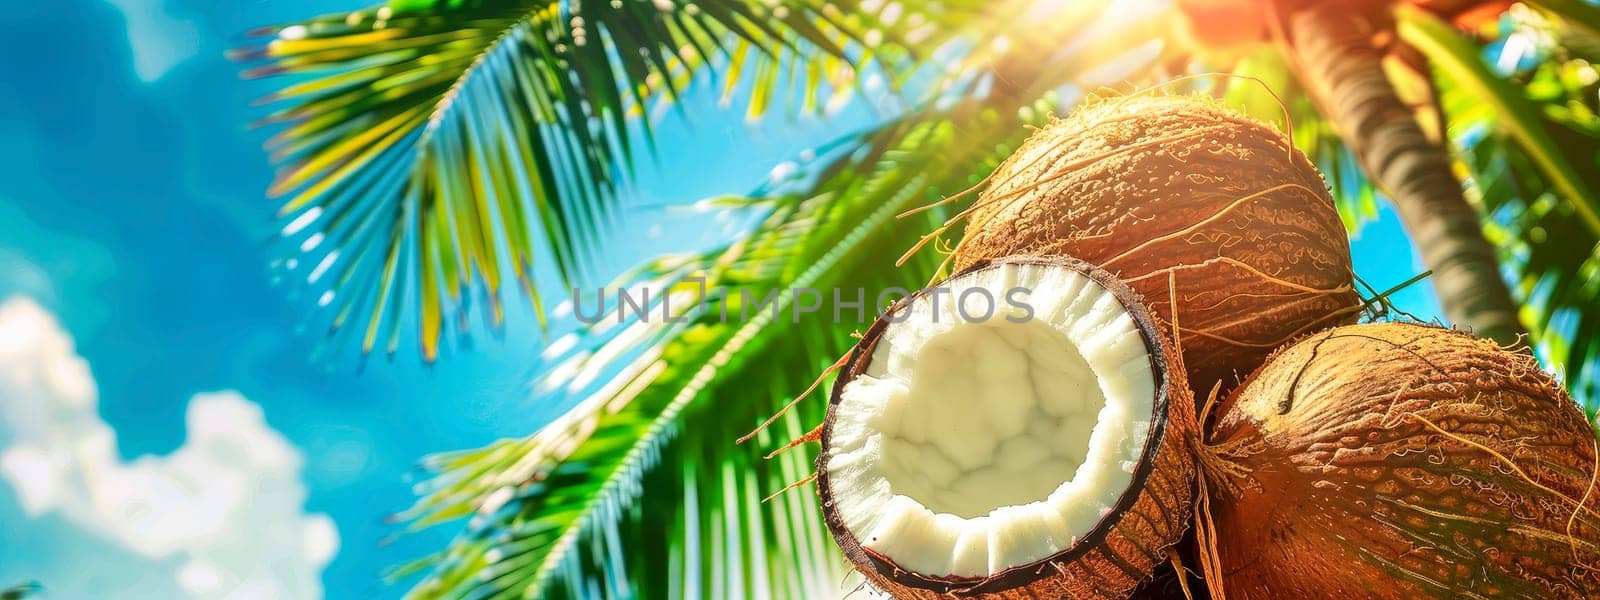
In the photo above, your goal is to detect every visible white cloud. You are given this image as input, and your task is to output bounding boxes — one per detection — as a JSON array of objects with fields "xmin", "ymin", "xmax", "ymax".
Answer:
[
  {"xmin": 0, "ymin": 298, "xmax": 337, "ymax": 599},
  {"xmin": 104, "ymin": 0, "xmax": 201, "ymax": 82}
]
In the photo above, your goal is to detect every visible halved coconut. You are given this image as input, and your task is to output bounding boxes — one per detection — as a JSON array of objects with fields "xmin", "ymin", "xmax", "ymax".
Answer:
[{"xmin": 818, "ymin": 257, "xmax": 1197, "ymax": 598}]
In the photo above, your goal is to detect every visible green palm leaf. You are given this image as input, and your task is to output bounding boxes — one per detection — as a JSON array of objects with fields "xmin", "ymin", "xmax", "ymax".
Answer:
[
  {"xmin": 392, "ymin": 115, "xmax": 973, "ymax": 599},
  {"xmin": 1409, "ymin": 6, "xmax": 1600, "ymax": 411},
  {"xmin": 234, "ymin": 0, "xmax": 960, "ymax": 360},
  {"xmin": 1526, "ymin": 0, "xmax": 1600, "ymax": 40},
  {"xmin": 1399, "ymin": 6, "xmax": 1600, "ymax": 237},
  {"xmin": 391, "ymin": 4, "xmax": 1171, "ymax": 596}
]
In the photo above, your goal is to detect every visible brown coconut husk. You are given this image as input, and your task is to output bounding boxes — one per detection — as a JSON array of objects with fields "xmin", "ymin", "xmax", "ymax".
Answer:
[
  {"xmin": 1196, "ymin": 322, "xmax": 1600, "ymax": 599},
  {"xmin": 946, "ymin": 95, "xmax": 1361, "ymax": 403}
]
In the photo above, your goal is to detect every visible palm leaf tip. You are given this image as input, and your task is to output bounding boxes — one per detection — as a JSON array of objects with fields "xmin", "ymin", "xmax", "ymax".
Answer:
[
  {"xmin": 0, "ymin": 582, "xmax": 40, "ymax": 600},
  {"xmin": 234, "ymin": 0, "xmax": 928, "ymax": 360}
]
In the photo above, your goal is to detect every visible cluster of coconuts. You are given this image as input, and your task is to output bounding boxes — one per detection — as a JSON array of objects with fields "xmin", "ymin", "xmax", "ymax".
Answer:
[{"xmin": 808, "ymin": 95, "xmax": 1600, "ymax": 599}]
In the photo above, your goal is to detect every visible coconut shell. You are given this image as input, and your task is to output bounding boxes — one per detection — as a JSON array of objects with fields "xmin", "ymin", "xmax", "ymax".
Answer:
[
  {"xmin": 817, "ymin": 257, "xmax": 1198, "ymax": 599},
  {"xmin": 1204, "ymin": 322, "xmax": 1600, "ymax": 599},
  {"xmin": 952, "ymin": 95, "xmax": 1360, "ymax": 401}
]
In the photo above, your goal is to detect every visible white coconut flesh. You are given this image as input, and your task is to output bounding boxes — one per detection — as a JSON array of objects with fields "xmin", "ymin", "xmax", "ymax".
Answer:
[{"xmin": 825, "ymin": 263, "xmax": 1157, "ymax": 578}]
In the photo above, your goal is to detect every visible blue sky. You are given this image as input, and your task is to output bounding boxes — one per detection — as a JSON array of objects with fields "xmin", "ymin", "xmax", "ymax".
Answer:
[{"xmin": 0, "ymin": 1, "xmax": 1441, "ymax": 598}]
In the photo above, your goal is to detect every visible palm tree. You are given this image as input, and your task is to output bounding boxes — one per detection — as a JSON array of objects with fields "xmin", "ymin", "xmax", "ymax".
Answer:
[
  {"xmin": 236, "ymin": 0, "xmax": 1600, "ymax": 596},
  {"xmin": 1170, "ymin": 0, "xmax": 1600, "ymax": 399}
]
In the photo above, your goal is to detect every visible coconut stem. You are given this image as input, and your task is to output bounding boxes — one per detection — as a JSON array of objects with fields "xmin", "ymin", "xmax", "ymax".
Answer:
[
  {"xmin": 1170, "ymin": 269, "xmax": 1254, "ymax": 600},
  {"xmin": 764, "ymin": 424, "xmax": 822, "ymax": 460},
  {"xmin": 1168, "ymin": 547, "xmax": 1197, "ymax": 600},
  {"xmin": 762, "ymin": 471, "xmax": 818, "ymax": 504},
  {"xmin": 1572, "ymin": 435, "xmax": 1600, "ymax": 566},
  {"xmin": 1193, "ymin": 474, "xmax": 1228, "ymax": 600},
  {"xmin": 1191, "ymin": 373, "xmax": 1257, "ymax": 600},
  {"xmin": 1198, "ymin": 383, "xmax": 1222, "ymax": 434},
  {"xmin": 737, "ymin": 351, "xmax": 849, "ymax": 445},
  {"xmin": 1194, "ymin": 437, "xmax": 1263, "ymax": 499},
  {"xmin": 894, "ymin": 168, "xmax": 1000, "ymax": 219},
  {"xmin": 1356, "ymin": 269, "xmax": 1433, "ymax": 323}
]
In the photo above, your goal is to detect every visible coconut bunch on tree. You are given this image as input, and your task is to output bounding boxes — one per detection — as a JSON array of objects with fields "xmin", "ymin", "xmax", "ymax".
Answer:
[
  {"xmin": 795, "ymin": 96, "xmax": 1600, "ymax": 599},
  {"xmin": 235, "ymin": 0, "xmax": 1600, "ymax": 596}
]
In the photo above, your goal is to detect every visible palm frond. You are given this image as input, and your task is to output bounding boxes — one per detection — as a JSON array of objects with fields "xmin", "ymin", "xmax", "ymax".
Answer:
[
  {"xmin": 234, "ymin": 0, "xmax": 966, "ymax": 360},
  {"xmin": 1412, "ymin": 6, "xmax": 1600, "ymax": 411},
  {"xmin": 1525, "ymin": 0, "xmax": 1600, "ymax": 41},
  {"xmin": 393, "ymin": 113, "xmax": 977, "ymax": 600},
  {"xmin": 0, "ymin": 582, "xmax": 39, "ymax": 600},
  {"xmin": 391, "ymin": 4, "xmax": 1172, "ymax": 596},
  {"xmin": 1399, "ymin": 5, "xmax": 1600, "ymax": 237}
]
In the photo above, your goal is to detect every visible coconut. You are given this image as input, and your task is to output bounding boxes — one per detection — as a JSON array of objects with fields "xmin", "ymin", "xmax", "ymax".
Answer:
[
  {"xmin": 951, "ymin": 95, "xmax": 1361, "ymax": 400},
  {"xmin": 1199, "ymin": 322, "xmax": 1600, "ymax": 599},
  {"xmin": 817, "ymin": 257, "xmax": 1197, "ymax": 598}
]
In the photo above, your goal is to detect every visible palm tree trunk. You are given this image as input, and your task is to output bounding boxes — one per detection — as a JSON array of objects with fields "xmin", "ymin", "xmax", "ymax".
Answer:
[{"xmin": 1281, "ymin": 4, "xmax": 1526, "ymax": 346}]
